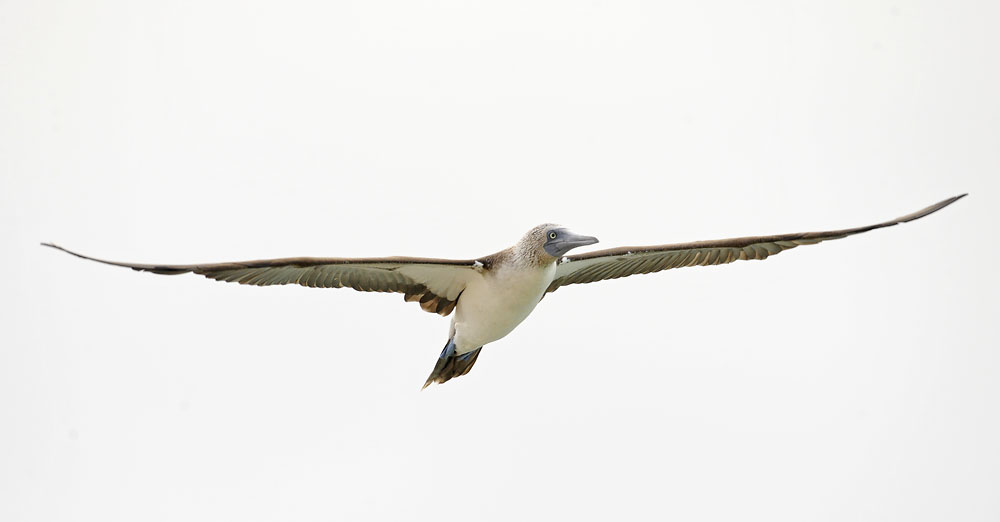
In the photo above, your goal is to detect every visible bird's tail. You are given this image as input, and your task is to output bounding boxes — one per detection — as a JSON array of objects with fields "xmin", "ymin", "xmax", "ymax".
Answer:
[{"xmin": 422, "ymin": 339, "xmax": 483, "ymax": 389}]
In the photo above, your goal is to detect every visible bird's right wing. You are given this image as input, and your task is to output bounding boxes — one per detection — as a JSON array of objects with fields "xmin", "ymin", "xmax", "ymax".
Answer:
[
  {"xmin": 547, "ymin": 194, "xmax": 965, "ymax": 292},
  {"xmin": 41, "ymin": 244, "xmax": 483, "ymax": 316}
]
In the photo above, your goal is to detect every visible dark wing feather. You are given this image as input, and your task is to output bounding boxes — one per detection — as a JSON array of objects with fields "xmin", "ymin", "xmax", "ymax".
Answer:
[
  {"xmin": 41, "ymin": 244, "xmax": 480, "ymax": 316},
  {"xmin": 548, "ymin": 194, "xmax": 966, "ymax": 292}
]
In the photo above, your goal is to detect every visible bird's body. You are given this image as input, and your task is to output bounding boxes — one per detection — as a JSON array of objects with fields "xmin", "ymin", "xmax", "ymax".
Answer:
[
  {"xmin": 451, "ymin": 257, "xmax": 555, "ymax": 355},
  {"xmin": 43, "ymin": 195, "xmax": 966, "ymax": 388}
]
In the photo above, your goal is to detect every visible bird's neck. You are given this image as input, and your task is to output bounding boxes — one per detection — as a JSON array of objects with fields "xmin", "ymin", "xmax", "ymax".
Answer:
[{"xmin": 510, "ymin": 242, "xmax": 556, "ymax": 269}]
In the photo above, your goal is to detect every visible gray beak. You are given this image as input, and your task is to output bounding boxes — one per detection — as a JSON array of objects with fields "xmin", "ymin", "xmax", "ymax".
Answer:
[{"xmin": 545, "ymin": 231, "xmax": 599, "ymax": 257}]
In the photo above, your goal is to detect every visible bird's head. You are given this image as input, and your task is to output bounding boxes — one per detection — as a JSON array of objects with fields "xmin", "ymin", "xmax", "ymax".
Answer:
[{"xmin": 517, "ymin": 224, "xmax": 599, "ymax": 263}]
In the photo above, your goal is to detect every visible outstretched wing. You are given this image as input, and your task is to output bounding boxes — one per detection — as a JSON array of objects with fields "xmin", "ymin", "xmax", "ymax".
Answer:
[
  {"xmin": 41, "ymin": 244, "xmax": 482, "ymax": 316},
  {"xmin": 548, "ymin": 194, "xmax": 966, "ymax": 292}
]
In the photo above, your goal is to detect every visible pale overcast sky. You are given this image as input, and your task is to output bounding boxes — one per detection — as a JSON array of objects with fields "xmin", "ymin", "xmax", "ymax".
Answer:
[{"xmin": 2, "ymin": 1, "xmax": 998, "ymax": 521}]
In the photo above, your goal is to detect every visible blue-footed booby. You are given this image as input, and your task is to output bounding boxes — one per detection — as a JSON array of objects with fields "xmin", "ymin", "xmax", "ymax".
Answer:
[{"xmin": 43, "ymin": 195, "xmax": 965, "ymax": 388}]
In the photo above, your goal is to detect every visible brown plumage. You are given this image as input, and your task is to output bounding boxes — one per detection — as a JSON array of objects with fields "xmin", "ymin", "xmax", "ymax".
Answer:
[
  {"xmin": 547, "ymin": 194, "xmax": 966, "ymax": 292},
  {"xmin": 40, "ymin": 245, "xmax": 479, "ymax": 317}
]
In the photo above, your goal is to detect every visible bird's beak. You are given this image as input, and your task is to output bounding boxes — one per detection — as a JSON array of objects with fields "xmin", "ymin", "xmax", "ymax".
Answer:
[
  {"xmin": 562, "ymin": 232, "xmax": 599, "ymax": 249},
  {"xmin": 547, "ymin": 231, "xmax": 599, "ymax": 257}
]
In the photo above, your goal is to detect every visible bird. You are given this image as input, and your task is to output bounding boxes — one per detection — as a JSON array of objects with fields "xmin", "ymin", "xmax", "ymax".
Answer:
[{"xmin": 43, "ymin": 194, "xmax": 965, "ymax": 388}]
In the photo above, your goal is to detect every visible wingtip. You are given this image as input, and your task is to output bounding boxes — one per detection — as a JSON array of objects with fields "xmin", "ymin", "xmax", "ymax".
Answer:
[
  {"xmin": 946, "ymin": 193, "xmax": 968, "ymax": 205},
  {"xmin": 939, "ymin": 193, "xmax": 967, "ymax": 205},
  {"xmin": 41, "ymin": 242, "xmax": 72, "ymax": 254},
  {"xmin": 895, "ymin": 193, "xmax": 968, "ymax": 224},
  {"xmin": 942, "ymin": 193, "xmax": 969, "ymax": 208}
]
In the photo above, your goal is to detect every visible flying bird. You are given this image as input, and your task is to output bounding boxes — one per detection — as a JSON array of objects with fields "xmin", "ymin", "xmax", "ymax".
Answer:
[{"xmin": 43, "ymin": 195, "xmax": 965, "ymax": 388}]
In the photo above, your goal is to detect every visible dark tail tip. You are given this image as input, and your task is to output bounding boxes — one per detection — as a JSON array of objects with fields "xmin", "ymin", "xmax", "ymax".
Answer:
[{"xmin": 422, "ymin": 342, "xmax": 483, "ymax": 390}]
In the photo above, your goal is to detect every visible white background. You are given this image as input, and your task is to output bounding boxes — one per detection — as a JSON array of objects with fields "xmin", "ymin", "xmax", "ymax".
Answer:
[{"xmin": 2, "ymin": 1, "xmax": 998, "ymax": 521}]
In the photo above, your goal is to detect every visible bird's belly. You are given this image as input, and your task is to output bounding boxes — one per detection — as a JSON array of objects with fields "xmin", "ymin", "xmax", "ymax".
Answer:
[{"xmin": 451, "ymin": 264, "xmax": 554, "ymax": 353}]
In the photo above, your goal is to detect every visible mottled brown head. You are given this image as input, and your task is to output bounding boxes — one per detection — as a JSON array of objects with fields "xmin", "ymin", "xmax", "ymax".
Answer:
[{"xmin": 514, "ymin": 224, "xmax": 599, "ymax": 264}]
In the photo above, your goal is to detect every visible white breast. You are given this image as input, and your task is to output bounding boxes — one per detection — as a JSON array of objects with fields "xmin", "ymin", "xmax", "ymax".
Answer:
[{"xmin": 450, "ymin": 262, "xmax": 556, "ymax": 354}]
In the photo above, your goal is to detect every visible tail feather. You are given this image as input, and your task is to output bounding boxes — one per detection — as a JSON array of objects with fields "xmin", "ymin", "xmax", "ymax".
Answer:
[{"xmin": 422, "ymin": 340, "xmax": 483, "ymax": 389}]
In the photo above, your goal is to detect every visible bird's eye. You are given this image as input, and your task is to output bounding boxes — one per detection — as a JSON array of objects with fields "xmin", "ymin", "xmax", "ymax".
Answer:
[{"xmin": 549, "ymin": 232, "xmax": 557, "ymax": 240}]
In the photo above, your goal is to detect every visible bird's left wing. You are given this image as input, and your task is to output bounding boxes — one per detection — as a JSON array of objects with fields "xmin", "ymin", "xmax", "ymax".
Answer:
[
  {"xmin": 547, "ymin": 194, "xmax": 965, "ymax": 293},
  {"xmin": 41, "ymin": 244, "xmax": 481, "ymax": 316}
]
